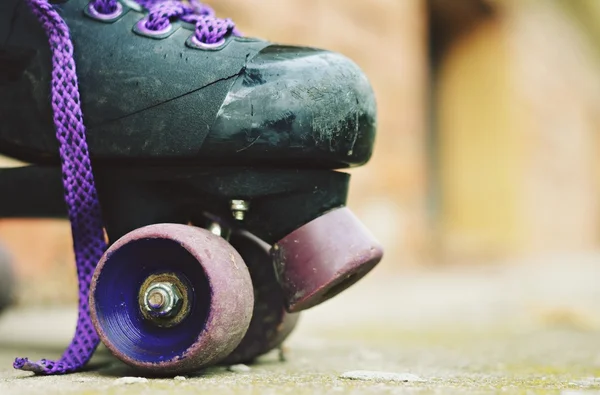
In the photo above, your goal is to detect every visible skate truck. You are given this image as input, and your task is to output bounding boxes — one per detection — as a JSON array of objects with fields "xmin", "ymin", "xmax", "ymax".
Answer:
[{"xmin": 0, "ymin": 0, "xmax": 384, "ymax": 376}]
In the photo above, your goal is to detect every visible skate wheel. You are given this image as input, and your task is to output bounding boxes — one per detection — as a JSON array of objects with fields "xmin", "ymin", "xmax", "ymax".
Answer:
[
  {"xmin": 272, "ymin": 207, "xmax": 383, "ymax": 313},
  {"xmin": 222, "ymin": 232, "xmax": 299, "ymax": 364},
  {"xmin": 0, "ymin": 244, "xmax": 14, "ymax": 314},
  {"xmin": 90, "ymin": 224, "xmax": 254, "ymax": 375}
]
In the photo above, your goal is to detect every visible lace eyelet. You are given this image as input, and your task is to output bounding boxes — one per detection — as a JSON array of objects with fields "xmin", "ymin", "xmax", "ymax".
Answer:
[
  {"xmin": 134, "ymin": 17, "xmax": 178, "ymax": 39},
  {"xmin": 186, "ymin": 34, "xmax": 228, "ymax": 51},
  {"xmin": 85, "ymin": 1, "xmax": 124, "ymax": 23}
]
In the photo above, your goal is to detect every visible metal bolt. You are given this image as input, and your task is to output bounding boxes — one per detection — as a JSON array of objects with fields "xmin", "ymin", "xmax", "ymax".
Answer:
[
  {"xmin": 230, "ymin": 199, "xmax": 249, "ymax": 221},
  {"xmin": 142, "ymin": 282, "xmax": 182, "ymax": 318},
  {"xmin": 147, "ymin": 289, "xmax": 166, "ymax": 309},
  {"xmin": 208, "ymin": 222, "xmax": 222, "ymax": 237}
]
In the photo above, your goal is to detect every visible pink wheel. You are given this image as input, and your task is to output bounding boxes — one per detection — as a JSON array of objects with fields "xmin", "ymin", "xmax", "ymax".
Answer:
[
  {"xmin": 222, "ymin": 232, "xmax": 299, "ymax": 364},
  {"xmin": 272, "ymin": 207, "xmax": 383, "ymax": 313},
  {"xmin": 90, "ymin": 224, "xmax": 254, "ymax": 375}
]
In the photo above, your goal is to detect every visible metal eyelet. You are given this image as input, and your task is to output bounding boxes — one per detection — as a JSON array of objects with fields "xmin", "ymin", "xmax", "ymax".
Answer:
[
  {"xmin": 186, "ymin": 34, "xmax": 228, "ymax": 51},
  {"xmin": 84, "ymin": 1, "xmax": 124, "ymax": 23},
  {"xmin": 133, "ymin": 17, "xmax": 178, "ymax": 39}
]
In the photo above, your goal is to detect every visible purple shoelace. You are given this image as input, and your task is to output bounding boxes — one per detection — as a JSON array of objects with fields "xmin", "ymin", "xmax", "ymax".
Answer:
[
  {"xmin": 94, "ymin": 0, "xmax": 239, "ymax": 44},
  {"xmin": 15, "ymin": 0, "xmax": 238, "ymax": 376}
]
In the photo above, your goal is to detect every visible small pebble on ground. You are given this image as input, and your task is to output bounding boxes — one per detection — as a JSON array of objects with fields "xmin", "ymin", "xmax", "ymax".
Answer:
[
  {"xmin": 174, "ymin": 376, "xmax": 187, "ymax": 381},
  {"xmin": 114, "ymin": 377, "xmax": 149, "ymax": 385},
  {"xmin": 340, "ymin": 370, "xmax": 425, "ymax": 383},
  {"xmin": 569, "ymin": 377, "xmax": 600, "ymax": 387},
  {"xmin": 228, "ymin": 364, "xmax": 251, "ymax": 373}
]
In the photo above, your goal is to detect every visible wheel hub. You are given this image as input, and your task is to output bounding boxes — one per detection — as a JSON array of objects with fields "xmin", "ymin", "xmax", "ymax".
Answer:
[
  {"xmin": 138, "ymin": 273, "xmax": 190, "ymax": 327},
  {"xmin": 143, "ymin": 282, "xmax": 180, "ymax": 316}
]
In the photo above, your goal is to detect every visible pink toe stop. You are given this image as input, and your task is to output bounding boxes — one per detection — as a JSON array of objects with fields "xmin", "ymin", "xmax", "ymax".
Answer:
[{"xmin": 271, "ymin": 207, "xmax": 383, "ymax": 313}]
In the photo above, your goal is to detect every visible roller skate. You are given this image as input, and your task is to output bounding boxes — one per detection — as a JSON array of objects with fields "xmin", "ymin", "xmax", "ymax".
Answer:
[{"xmin": 0, "ymin": 0, "xmax": 383, "ymax": 375}]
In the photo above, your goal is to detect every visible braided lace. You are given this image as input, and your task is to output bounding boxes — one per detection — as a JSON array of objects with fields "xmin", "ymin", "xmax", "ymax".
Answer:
[
  {"xmin": 15, "ymin": 0, "xmax": 238, "ymax": 376},
  {"xmin": 92, "ymin": 0, "xmax": 239, "ymax": 44},
  {"xmin": 15, "ymin": 0, "xmax": 107, "ymax": 375}
]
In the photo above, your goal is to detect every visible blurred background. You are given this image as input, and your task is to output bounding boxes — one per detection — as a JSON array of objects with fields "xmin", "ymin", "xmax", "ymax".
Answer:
[{"xmin": 2, "ymin": 0, "xmax": 600, "ymax": 307}]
